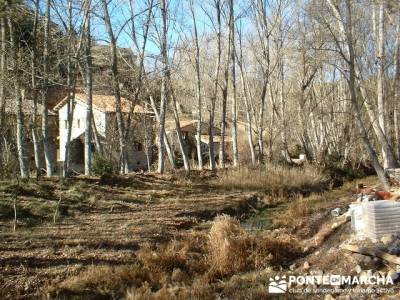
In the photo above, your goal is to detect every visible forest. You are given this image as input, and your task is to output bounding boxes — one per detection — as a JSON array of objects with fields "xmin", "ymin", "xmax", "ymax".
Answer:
[{"xmin": 1, "ymin": 0, "xmax": 400, "ymax": 299}]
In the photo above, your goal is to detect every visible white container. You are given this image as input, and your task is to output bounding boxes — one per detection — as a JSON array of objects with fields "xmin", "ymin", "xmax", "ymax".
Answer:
[
  {"xmin": 362, "ymin": 200, "xmax": 400, "ymax": 240},
  {"xmin": 349, "ymin": 203, "xmax": 364, "ymax": 237},
  {"xmin": 299, "ymin": 154, "xmax": 306, "ymax": 160}
]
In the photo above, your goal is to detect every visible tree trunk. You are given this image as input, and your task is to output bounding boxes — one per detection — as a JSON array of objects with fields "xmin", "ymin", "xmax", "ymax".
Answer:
[
  {"xmin": 63, "ymin": 0, "xmax": 74, "ymax": 177},
  {"xmin": 149, "ymin": 95, "xmax": 176, "ymax": 169},
  {"xmin": 158, "ymin": 0, "xmax": 168, "ymax": 174},
  {"xmin": 7, "ymin": 7, "xmax": 29, "ymax": 178},
  {"xmin": 220, "ymin": 21, "xmax": 232, "ymax": 169},
  {"xmin": 42, "ymin": 0, "xmax": 54, "ymax": 177},
  {"xmin": 237, "ymin": 34, "xmax": 256, "ymax": 165},
  {"xmin": 229, "ymin": 0, "xmax": 238, "ymax": 167},
  {"xmin": 31, "ymin": 0, "xmax": 41, "ymax": 176},
  {"xmin": 170, "ymin": 85, "xmax": 190, "ymax": 171},
  {"xmin": 376, "ymin": 1, "xmax": 389, "ymax": 168},
  {"xmin": 394, "ymin": 17, "xmax": 400, "ymax": 160},
  {"xmin": 84, "ymin": 0, "xmax": 92, "ymax": 176},
  {"xmin": 189, "ymin": 0, "xmax": 203, "ymax": 170},
  {"xmin": 102, "ymin": 0, "xmax": 127, "ymax": 174},
  {"xmin": 208, "ymin": 0, "xmax": 222, "ymax": 173},
  {"xmin": 0, "ymin": 17, "xmax": 7, "ymax": 171}
]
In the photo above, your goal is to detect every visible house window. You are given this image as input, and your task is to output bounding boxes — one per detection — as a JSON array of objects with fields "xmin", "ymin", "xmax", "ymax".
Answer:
[
  {"xmin": 77, "ymin": 119, "xmax": 80, "ymax": 128},
  {"xmin": 64, "ymin": 120, "xmax": 67, "ymax": 129}
]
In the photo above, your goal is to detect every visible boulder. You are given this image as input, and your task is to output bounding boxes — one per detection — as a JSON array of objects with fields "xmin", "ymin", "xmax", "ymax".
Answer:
[
  {"xmin": 303, "ymin": 261, "xmax": 310, "ymax": 270},
  {"xmin": 354, "ymin": 265, "xmax": 362, "ymax": 274}
]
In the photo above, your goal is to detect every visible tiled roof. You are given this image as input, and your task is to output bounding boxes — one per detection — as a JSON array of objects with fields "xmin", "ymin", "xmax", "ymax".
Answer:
[{"xmin": 54, "ymin": 93, "xmax": 152, "ymax": 114}]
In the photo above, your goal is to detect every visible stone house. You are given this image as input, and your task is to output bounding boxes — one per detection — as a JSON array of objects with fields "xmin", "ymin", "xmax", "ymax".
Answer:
[
  {"xmin": 165, "ymin": 118, "xmax": 227, "ymax": 163},
  {"xmin": 54, "ymin": 93, "xmax": 154, "ymax": 173}
]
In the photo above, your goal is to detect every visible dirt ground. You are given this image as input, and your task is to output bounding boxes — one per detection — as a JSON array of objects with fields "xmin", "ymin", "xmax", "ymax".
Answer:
[
  {"xmin": 0, "ymin": 173, "xmax": 259, "ymax": 299},
  {"xmin": 1, "ymin": 172, "xmax": 399, "ymax": 299}
]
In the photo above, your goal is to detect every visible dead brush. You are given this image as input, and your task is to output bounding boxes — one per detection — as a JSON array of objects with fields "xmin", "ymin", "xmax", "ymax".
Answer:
[
  {"xmin": 47, "ymin": 264, "xmax": 155, "ymax": 299},
  {"xmin": 136, "ymin": 235, "xmax": 207, "ymax": 275},
  {"xmin": 126, "ymin": 279, "xmax": 214, "ymax": 300},
  {"xmin": 206, "ymin": 215, "xmax": 302, "ymax": 279},
  {"xmin": 272, "ymin": 195, "xmax": 313, "ymax": 228}
]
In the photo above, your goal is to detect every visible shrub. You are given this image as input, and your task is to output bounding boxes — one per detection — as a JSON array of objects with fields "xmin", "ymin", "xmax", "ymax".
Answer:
[
  {"xmin": 92, "ymin": 154, "xmax": 113, "ymax": 177},
  {"xmin": 206, "ymin": 215, "xmax": 301, "ymax": 279}
]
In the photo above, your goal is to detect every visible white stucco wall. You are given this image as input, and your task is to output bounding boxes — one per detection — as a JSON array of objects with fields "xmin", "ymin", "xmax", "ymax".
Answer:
[{"xmin": 58, "ymin": 100, "xmax": 106, "ymax": 161}]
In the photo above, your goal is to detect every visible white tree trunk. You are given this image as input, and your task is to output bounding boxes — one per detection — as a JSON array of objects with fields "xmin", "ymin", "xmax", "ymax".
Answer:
[
  {"xmin": 376, "ymin": 1, "xmax": 388, "ymax": 168},
  {"xmin": 84, "ymin": 0, "xmax": 92, "ymax": 176},
  {"xmin": 42, "ymin": 0, "xmax": 54, "ymax": 177},
  {"xmin": 189, "ymin": 0, "xmax": 203, "ymax": 170},
  {"xmin": 229, "ymin": 0, "xmax": 238, "ymax": 167},
  {"xmin": 158, "ymin": 0, "xmax": 168, "ymax": 174}
]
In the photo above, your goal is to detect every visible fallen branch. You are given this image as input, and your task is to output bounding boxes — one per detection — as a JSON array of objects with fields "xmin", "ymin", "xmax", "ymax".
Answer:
[
  {"xmin": 340, "ymin": 244, "xmax": 400, "ymax": 265},
  {"xmin": 302, "ymin": 215, "xmax": 349, "ymax": 252}
]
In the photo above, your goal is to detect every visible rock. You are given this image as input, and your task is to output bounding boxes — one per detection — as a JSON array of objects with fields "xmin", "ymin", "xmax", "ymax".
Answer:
[
  {"xmin": 354, "ymin": 265, "xmax": 362, "ymax": 274},
  {"xmin": 303, "ymin": 261, "xmax": 310, "ymax": 270},
  {"xmin": 324, "ymin": 294, "xmax": 335, "ymax": 300},
  {"xmin": 387, "ymin": 270, "xmax": 399, "ymax": 282},
  {"xmin": 289, "ymin": 263, "xmax": 296, "ymax": 271},
  {"xmin": 314, "ymin": 251, "xmax": 320, "ymax": 256},
  {"xmin": 381, "ymin": 234, "xmax": 395, "ymax": 246},
  {"xmin": 388, "ymin": 239, "xmax": 400, "ymax": 255},
  {"xmin": 359, "ymin": 256, "xmax": 382, "ymax": 270}
]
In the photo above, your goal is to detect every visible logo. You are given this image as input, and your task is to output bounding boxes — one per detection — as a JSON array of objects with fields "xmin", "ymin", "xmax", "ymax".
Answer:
[
  {"xmin": 266, "ymin": 273, "xmax": 395, "ymax": 294},
  {"xmin": 268, "ymin": 275, "xmax": 287, "ymax": 294}
]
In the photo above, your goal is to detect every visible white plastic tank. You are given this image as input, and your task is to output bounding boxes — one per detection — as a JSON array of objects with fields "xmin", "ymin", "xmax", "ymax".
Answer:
[{"xmin": 362, "ymin": 200, "xmax": 400, "ymax": 240}]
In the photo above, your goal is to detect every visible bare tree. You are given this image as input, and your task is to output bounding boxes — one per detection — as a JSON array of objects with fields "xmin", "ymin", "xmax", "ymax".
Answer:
[
  {"xmin": 102, "ymin": 0, "xmax": 128, "ymax": 174},
  {"xmin": 0, "ymin": 16, "xmax": 6, "ymax": 169},
  {"xmin": 84, "ymin": 0, "xmax": 92, "ymax": 176},
  {"xmin": 394, "ymin": 15, "xmax": 400, "ymax": 159},
  {"xmin": 229, "ymin": 0, "xmax": 238, "ymax": 167},
  {"xmin": 42, "ymin": 0, "xmax": 54, "ymax": 176},
  {"xmin": 31, "ymin": 0, "xmax": 41, "ymax": 176},
  {"xmin": 325, "ymin": 0, "xmax": 389, "ymax": 189},
  {"xmin": 7, "ymin": 1, "xmax": 29, "ymax": 178},
  {"xmin": 158, "ymin": 0, "xmax": 168, "ymax": 174},
  {"xmin": 237, "ymin": 25, "xmax": 256, "ymax": 165},
  {"xmin": 188, "ymin": 0, "xmax": 203, "ymax": 169}
]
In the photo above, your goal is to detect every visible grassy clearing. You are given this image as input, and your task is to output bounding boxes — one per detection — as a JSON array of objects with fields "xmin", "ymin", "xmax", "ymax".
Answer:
[
  {"xmin": 0, "ymin": 171, "xmax": 377, "ymax": 299},
  {"xmin": 47, "ymin": 215, "xmax": 301, "ymax": 299},
  {"xmin": 217, "ymin": 165, "xmax": 328, "ymax": 194}
]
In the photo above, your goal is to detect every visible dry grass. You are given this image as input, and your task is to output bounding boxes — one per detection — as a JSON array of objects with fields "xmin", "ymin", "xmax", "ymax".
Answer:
[
  {"xmin": 271, "ymin": 177, "xmax": 375, "ymax": 230},
  {"xmin": 47, "ymin": 264, "xmax": 155, "ymax": 299},
  {"xmin": 218, "ymin": 165, "xmax": 327, "ymax": 194},
  {"xmin": 47, "ymin": 215, "xmax": 302, "ymax": 299},
  {"xmin": 206, "ymin": 215, "xmax": 301, "ymax": 279},
  {"xmin": 136, "ymin": 233, "xmax": 207, "ymax": 276}
]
